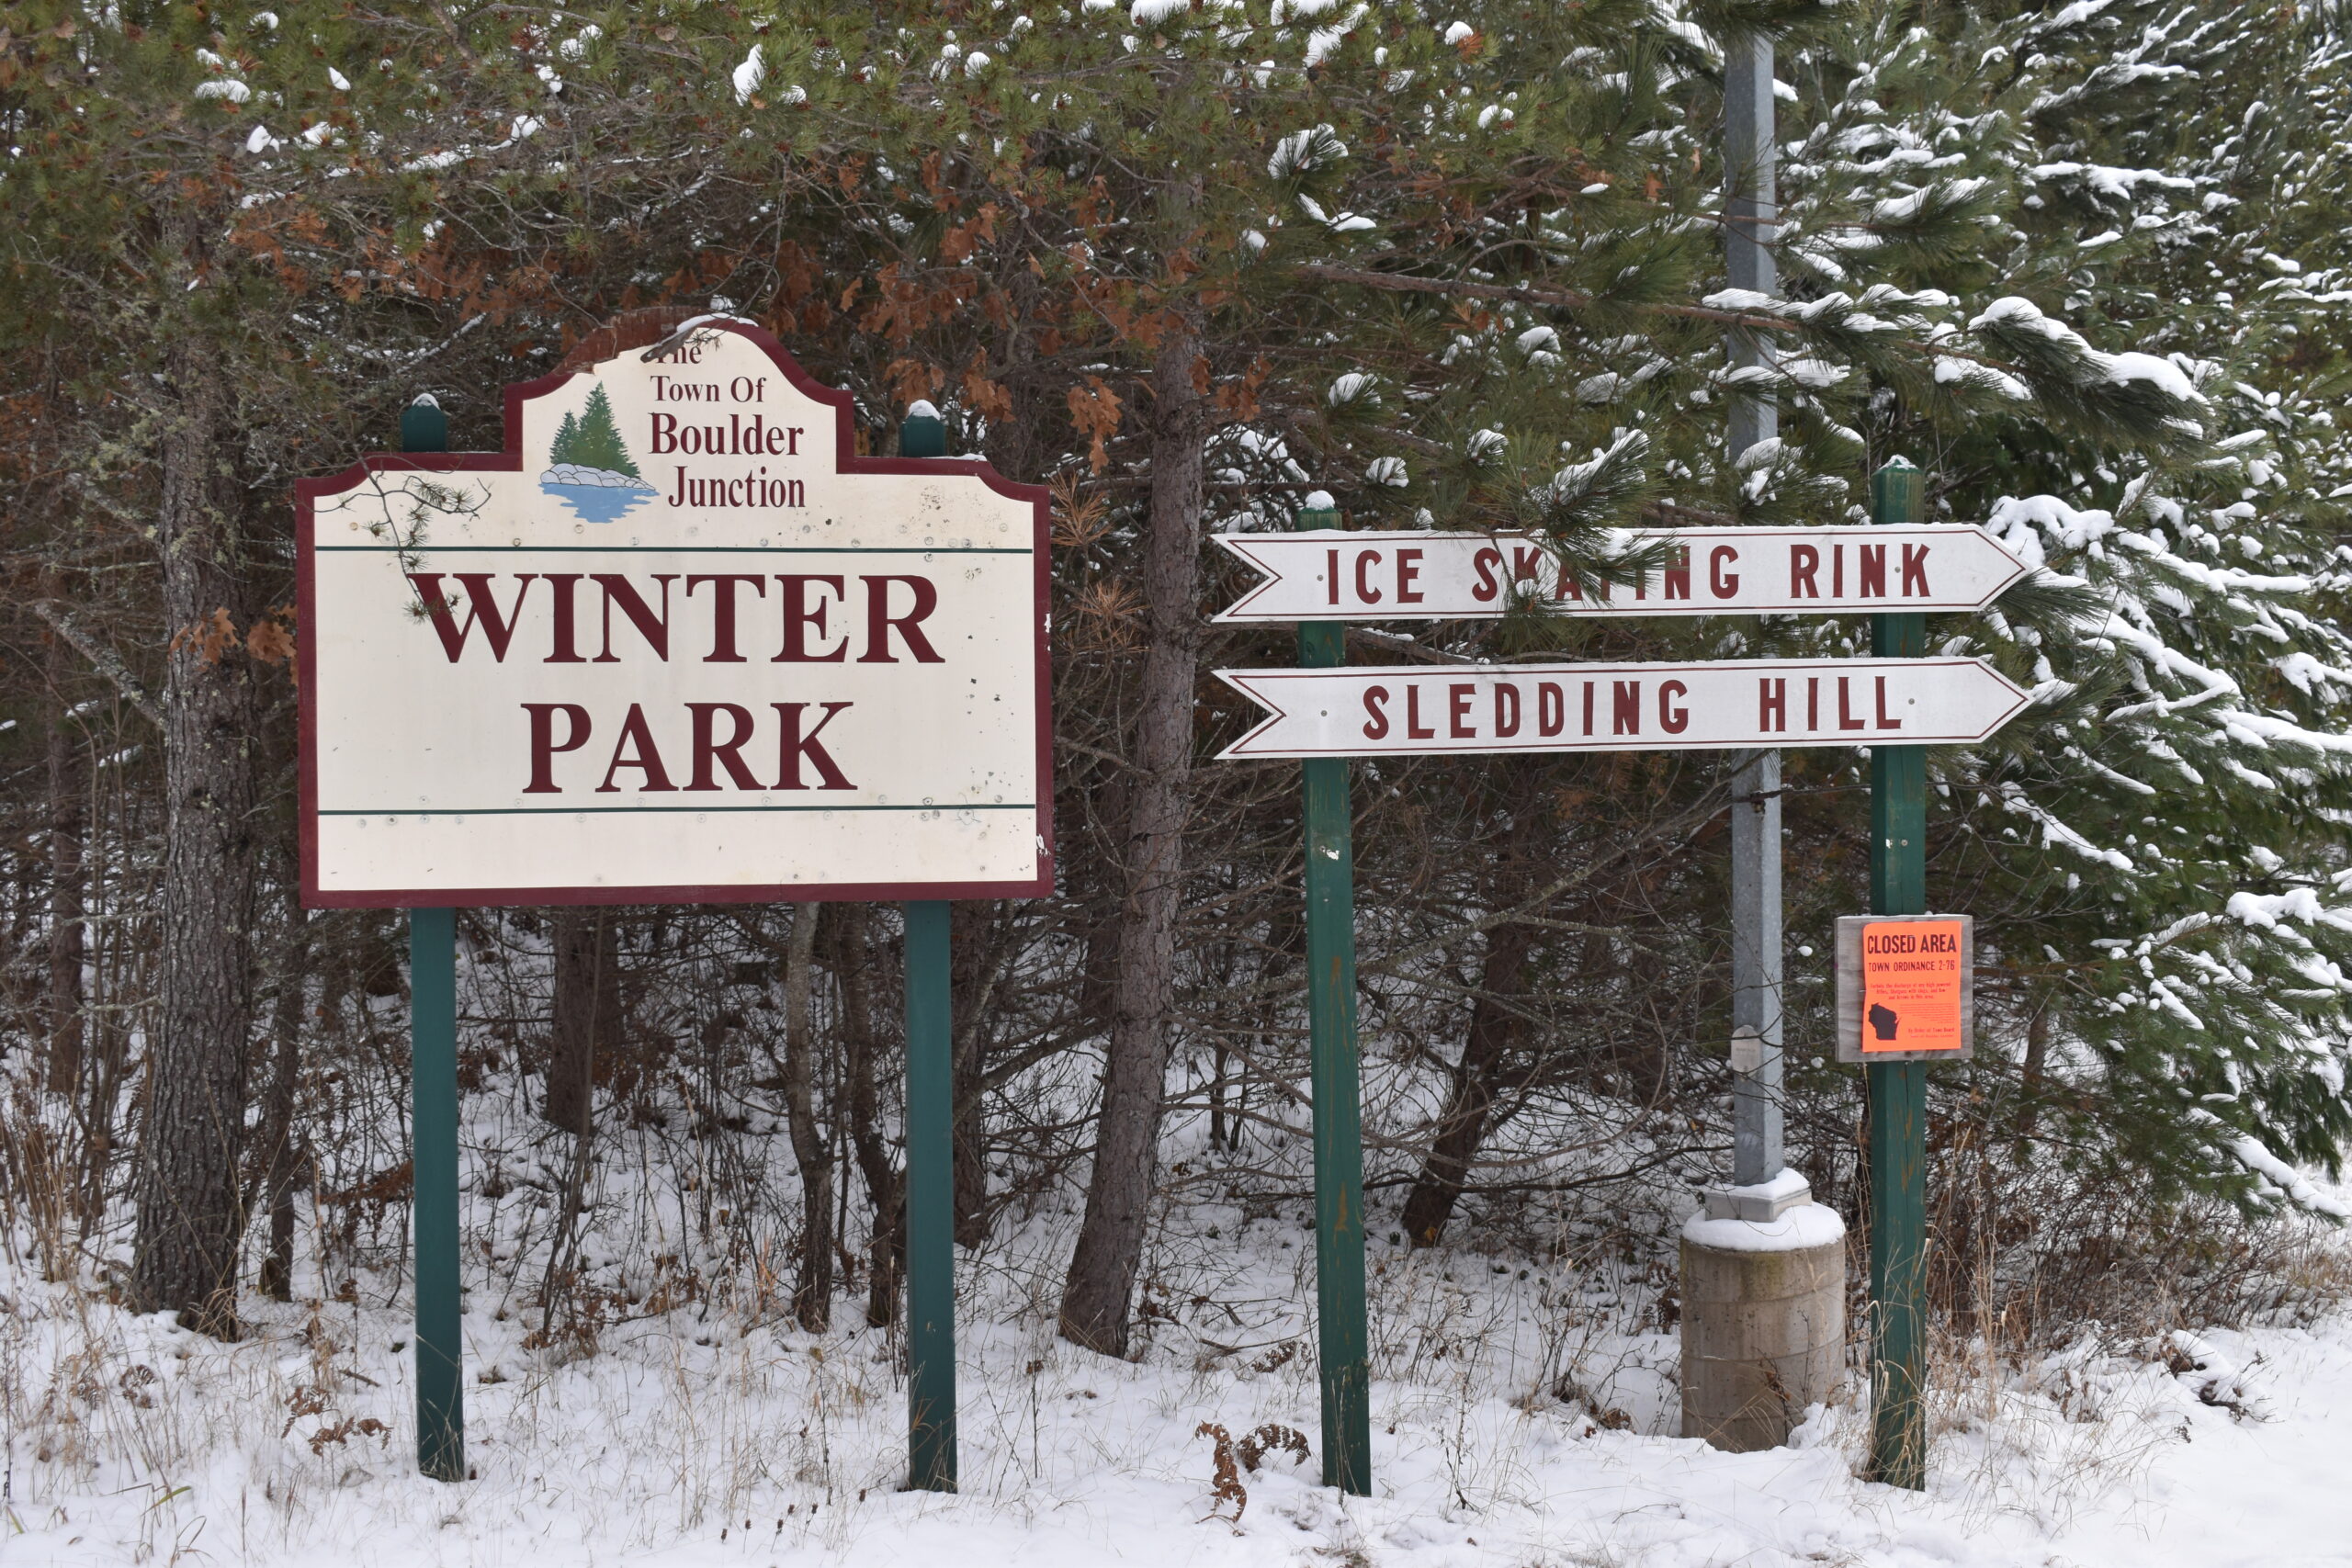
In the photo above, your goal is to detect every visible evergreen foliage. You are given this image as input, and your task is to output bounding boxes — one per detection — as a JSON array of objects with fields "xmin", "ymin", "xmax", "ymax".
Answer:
[
  {"xmin": 550, "ymin": 385, "xmax": 638, "ymax": 476},
  {"xmin": 2, "ymin": 0, "xmax": 2351, "ymax": 1354},
  {"xmin": 1747, "ymin": 1, "xmax": 2352, "ymax": 1219}
]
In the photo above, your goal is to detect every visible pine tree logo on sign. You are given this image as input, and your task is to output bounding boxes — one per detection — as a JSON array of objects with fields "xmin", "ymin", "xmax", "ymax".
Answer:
[{"xmin": 541, "ymin": 383, "xmax": 658, "ymax": 521}]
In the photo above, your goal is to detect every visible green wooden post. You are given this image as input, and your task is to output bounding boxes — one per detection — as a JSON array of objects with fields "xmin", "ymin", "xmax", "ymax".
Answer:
[
  {"xmin": 898, "ymin": 405, "xmax": 958, "ymax": 1493},
  {"xmin": 1867, "ymin": 457, "xmax": 1928, "ymax": 1490},
  {"xmin": 903, "ymin": 899, "xmax": 957, "ymax": 1492},
  {"xmin": 409, "ymin": 906, "xmax": 465, "ymax": 1483},
  {"xmin": 1295, "ymin": 495, "xmax": 1372, "ymax": 1495},
  {"xmin": 401, "ymin": 391, "xmax": 466, "ymax": 1483}
]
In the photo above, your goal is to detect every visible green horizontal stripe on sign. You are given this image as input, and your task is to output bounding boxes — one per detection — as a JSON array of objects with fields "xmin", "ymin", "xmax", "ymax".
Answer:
[
  {"xmin": 321, "ymin": 803, "xmax": 1034, "ymax": 817},
  {"xmin": 314, "ymin": 544, "xmax": 1030, "ymax": 555}
]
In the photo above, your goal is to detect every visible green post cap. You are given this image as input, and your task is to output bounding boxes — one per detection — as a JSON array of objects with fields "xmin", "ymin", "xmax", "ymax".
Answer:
[
  {"xmin": 1294, "ymin": 489, "xmax": 1340, "ymax": 531},
  {"xmin": 900, "ymin": 399, "xmax": 947, "ymax": 458},
  {"xmin": 1871, "ymin": 456, "xmax": 1922, "ymax": 519},
  {"xmin": 401, "ymin": 393, "xmax": 449, "ymax": 455}
]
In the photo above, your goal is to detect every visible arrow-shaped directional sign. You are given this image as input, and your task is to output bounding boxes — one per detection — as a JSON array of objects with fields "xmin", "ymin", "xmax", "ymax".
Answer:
[
  {"xmin": 1212, "ymin": 526, "xmax": 2030, "ymax": 623},
  {"xmin": 1215, "ymin": 656, "xmax": 2033, "ymax": 760}
]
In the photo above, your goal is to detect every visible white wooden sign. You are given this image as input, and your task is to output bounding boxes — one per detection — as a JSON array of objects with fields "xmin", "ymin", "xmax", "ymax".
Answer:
[
  {"xmin": 1211, "ymin": 526, "xmax": 2029, "ymax": 622},
  {"xmin": 299, "ymin": 318, "xmax": 1052, "ymax": 907},
  {"xmin": 1215, "ymin": 657, "xmax": 2030, "ymax": 759}
]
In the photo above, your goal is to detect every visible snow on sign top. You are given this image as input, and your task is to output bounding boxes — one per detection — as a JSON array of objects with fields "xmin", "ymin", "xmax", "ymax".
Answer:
[{"xmin": 297, "ymin": 318, "xmax": 1053, "ymax": 908}]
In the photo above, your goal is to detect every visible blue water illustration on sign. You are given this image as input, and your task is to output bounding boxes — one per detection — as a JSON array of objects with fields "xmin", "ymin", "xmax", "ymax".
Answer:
[
  {"xmin": 540, "ymin": 382, "xmax": 657, "ymax": 522},
  {"xmin": 540, "ymin": 471, "xmax": 657, "ymax": 522}
]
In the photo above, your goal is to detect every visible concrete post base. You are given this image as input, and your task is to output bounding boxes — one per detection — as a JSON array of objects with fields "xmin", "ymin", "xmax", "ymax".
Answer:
[{"xmin": 1679, "ymin": 1189, "xmax": 1846, "ymax": 1452}]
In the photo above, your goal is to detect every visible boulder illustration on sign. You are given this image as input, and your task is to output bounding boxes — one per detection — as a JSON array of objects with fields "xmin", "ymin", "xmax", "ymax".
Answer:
[
  {"xmin": 1869, "ymin": 1002, "xmax": 1900, "ymax": 1042},
  {"xmin": 540, "ymin": 383, "xmax": 657, "ymax": 522}
]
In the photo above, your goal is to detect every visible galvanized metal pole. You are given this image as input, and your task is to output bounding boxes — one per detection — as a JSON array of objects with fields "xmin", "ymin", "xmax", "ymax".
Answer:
[
  {"xmin": 1867, "ymin": 457, "xmax": 1928, "ymax": 1490},
  {"xmin": 1724, "ymin": 29, "xmax": 1784, "ymax": 1189},
  {"xmin": 401, "ymin": 395, "xmax": 466, "ymax": 1483},
  {"xmin": 1724, "ymin": 28, "xmax": 1778, "ymax": 454},
  {"xmin": 899, "ymin": 405, "xmax": 959, "ymax": 1493},
  {"xmin": 1728, "ymin": 750, "xmax": 1783, "ymax": 1186},
  {"xmin": 1295, "ymin": 495, "xmax": 1372, "ymax": 1495}
]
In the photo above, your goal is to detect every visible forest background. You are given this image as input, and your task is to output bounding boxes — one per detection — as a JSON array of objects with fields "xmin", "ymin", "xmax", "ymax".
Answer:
[{"xmin": 4, "ymin": 0, "xmax": 2352, "ymax": 1454}]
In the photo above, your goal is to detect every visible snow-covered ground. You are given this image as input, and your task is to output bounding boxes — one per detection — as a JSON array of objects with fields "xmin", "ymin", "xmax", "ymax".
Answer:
[{"xmin": 5, "ymin": 1180, "xmax": 2349, "ymax": 1568}]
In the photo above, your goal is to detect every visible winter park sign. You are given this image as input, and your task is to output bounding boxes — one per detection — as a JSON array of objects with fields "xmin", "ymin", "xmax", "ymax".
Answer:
[
  {"xmin": 297, "ymin": 318, "xmax": 1053, "ymax": 906},
  {"xmin": 300, "ymin": 312, "xmax": 1046, "ymax": 1491}
]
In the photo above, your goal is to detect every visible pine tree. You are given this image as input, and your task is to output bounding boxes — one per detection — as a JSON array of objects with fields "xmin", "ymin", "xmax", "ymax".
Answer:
[
  {"xmin": 8, "ymin": 0, "xmax": 2346, "ymax": 1363},
  {"xmin": 564, "ymin": 385, "xmax": 637, "ymax": 477},
  {"xmin": 549, "ymin": 410, "xmax": 582, "ymax": 468},
  {"xmin": 0, "ymin": 0, "xmax": 802, "ymax": 1334},
  {"xmin": 1745, "ymin": 2, "xmax": 2352, "ymax": 1222}
]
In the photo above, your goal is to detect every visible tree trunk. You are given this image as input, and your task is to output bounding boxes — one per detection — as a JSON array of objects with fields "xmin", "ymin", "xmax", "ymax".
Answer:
[
  {"xmin": 1398, "ymin": 919, "xmax": 1537, "ymax": 1245},
  {"xmin": 837, "ymin": 906, "xmax": 904, "ymax": 1329},
  {"xmin": 130, "ymin": 334, "xmax": 261, "ymax": 1339},
  {"xmin": 1208, "ymin": 1041, "xmax": 1230, "ymax": 1152},
  {"xmin": 1058, "ymin": 315, "xmax": 1204, "ymax": 1356},
  {"xmin": 44, "ymin": 624, "xmax": 85, "ymax": 1093},
  {"xmin": 1400, "ymin": 792, "xmax": 1548, "ymax": 1247},
  {"xmin": 2016, "ymin": 998, "xmax": 2052, "ymax": 1145},
  {"xmin": 544, "ymin": 912, "xmax": 617, "ymax": 1134},
  {"xmin": 256, "ymin": 882, "xmax": 308, "ymax": 1302},
  {"xmin": 1072, "ymin": 772, "xmax": 1131, "ymax": 1036},
  {"xmin": 782, "ymin": 903, "xmax": 833, "ymax": 1330}
]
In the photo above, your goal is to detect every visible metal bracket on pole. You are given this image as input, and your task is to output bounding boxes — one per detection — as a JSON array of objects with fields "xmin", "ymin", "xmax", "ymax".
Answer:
[
  {"xmin": 1867, "ymin": 457, "xmax": 1929, "ymax": 1490},
  {"xmin": 401, "ymin": 394, "xmax": 467, "ymax": 1484}
]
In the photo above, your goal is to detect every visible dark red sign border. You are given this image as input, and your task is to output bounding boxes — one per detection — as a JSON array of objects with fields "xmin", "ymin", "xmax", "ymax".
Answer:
[{"xmin": 297, "ymin": 318, "xmax": 1055, "ymax": 909}]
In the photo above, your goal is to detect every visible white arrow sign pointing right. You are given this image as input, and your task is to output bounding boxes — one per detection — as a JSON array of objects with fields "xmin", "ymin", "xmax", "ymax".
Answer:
[
  {"xmin": 1212, "ymin": 525, "xmax": 2030, "ymax": 623},
  {"xmin": 1216, "ymin": 657, "xmax": 2034, "ymax": 760}
]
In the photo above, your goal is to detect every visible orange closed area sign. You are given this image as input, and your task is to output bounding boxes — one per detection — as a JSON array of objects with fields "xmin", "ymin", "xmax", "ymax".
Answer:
[
  {"xmin": 1835, "ymin": 913, "xmax": 1973, "ymax": 1063},
  {"xmin": 1860, "ymin": 919, "xmax": 1965, "ymax": 1053}
]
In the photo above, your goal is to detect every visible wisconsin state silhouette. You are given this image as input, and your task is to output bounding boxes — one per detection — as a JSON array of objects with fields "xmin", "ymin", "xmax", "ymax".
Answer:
[{"xmin": 1868, "ymin": 1002, "xmax": 1900, "ymax": 1041}]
